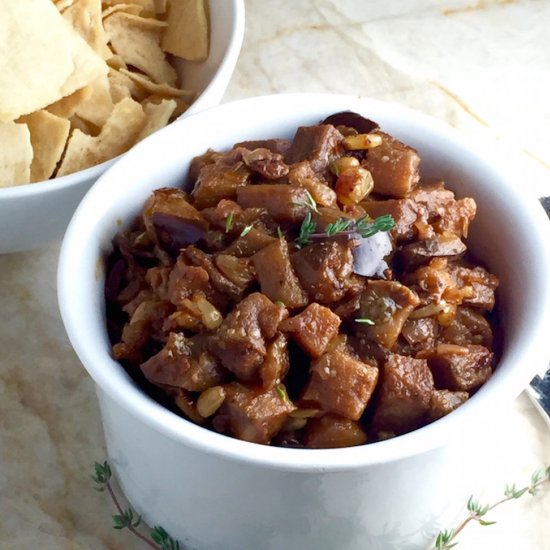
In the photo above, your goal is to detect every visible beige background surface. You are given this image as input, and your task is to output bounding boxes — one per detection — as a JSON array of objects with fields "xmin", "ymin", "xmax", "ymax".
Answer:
[{"xmin": 1, "ymin": 1, "xmax": 549, "ymax": 548}]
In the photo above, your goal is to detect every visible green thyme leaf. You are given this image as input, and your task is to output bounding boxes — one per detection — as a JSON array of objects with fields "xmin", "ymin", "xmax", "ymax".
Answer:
[
  {"xmin": 308, "ymin": 214, "xmax": 395, "ymax": 242},
  {"xmin": 277, "ymin": 226, "xmax": 283, "ymax": 239},
  {"xmin": 240, "ymin": 224, "xmax": 253, "ymax": 237},
  {"xmin": 91, "ymin": 461, "xmax": 112, "ymax": 490},
  {"xmin": 112, "ymin": 508, "xmax": 139, "ymax": 530},
  {"xmin": 435, "ymin": 529, "xmax": 456, "ymax": 550},
  {"xmin": 112, "ymin": 515, "xmax": 126, "ymax": 530},
  {"xmin": 151, "ymin": 526, "xmax": 180, "ymax": 550},
  {"xmin": 225, "ymin": 212, "xmax": 234, "ymax": 233},
  {"xmin": 325, "ymin": 218, "xmax": 353, "ymax": 236},
  {"xmin": 304, "ymin": 190, "xmax": 318, "ymax": 213},
  {"xmin": 275, "ymin": 300, "xmax": 285, "ymax": 307},
  {"xmin": 276, "ymin": 384, "xmax": 290, "ymax": 404},
  {"xmin": 295, "ymin": 212, "xmax": 316, "ymax": 248},
  {"xmin": 151, "ymin": 526, "xmax": 169, "ymax": 543},
  {"xmin": 355, "ymin": 214, "xmax": 395, "ymax": 238},
  {"xmin": 93, "ymin": 459, "xmax": 182, "ymax": 549},
  {"xmin": 355, "ymin": 318, "xmax": 375, "ymax": 325},
  {"xmin": 505, "ymin": 483, "xmax": 528, "ymax": 499},
  {"xmin": 434, "ymin": 465, "xmax": 550, "ymax": 549},
  {"xmin": 531, "ymin": 470, "xmax": 543, "ymax": 485},
  {"xmin": 292, "ymin": 190, "xmax": 318, "ymax": 213}
]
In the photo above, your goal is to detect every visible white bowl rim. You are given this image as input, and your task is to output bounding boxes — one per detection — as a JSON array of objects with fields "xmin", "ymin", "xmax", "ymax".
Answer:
[
  {"xmin": 0, "ymin": 0, "xmax": 245, "ymax": 201},
  {"xmin": 58, "ymin": 93, "xmax": 550, "ymax": 473}
]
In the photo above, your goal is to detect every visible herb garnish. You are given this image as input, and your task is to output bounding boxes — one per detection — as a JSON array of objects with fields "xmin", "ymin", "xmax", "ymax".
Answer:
[
  {"xmin": 240, "ymin": 224, "xmax": 253, "ymax": 237},
  {"xmin": 275, "ymin": 300, "xmax": 286, "ymax": 307},
  {"xmin": 276, "ymin": 384, "xmax": 290, "ymax": 404},
  {"xmin": 355, "ymin": 214, "xmax": 395, "ymax": 238},
  {"xmin": 355, "ymin": 318, "xmax": 375, "ymax": 325},
  {"xmin": 295, "ymin": 211, "xmax": 317, "ymax": 248},
  {"xmin": 292, "ymin": 189, "xmax": 319, "ymax": 213},
  {"xmin": 434, "ymin": 465, "xmax": 550, "ymax": 549},
  {"xmin": 277, "ymin": 226, "xmax": 284, "ymax": 239},
  {"xmin": 224, "ymin": 212, "xmax": 233, "ymax": 233},
  {"xmin": 325, "ymin": 218, "xmax": 353, "ymax": 236},
  {"xmin": 295, "ymin": 213, "xmax": 395, "ymax": 248},
  {"xmin": 92, "ymin": 461, "xmax": 182, "ymax": 550}
]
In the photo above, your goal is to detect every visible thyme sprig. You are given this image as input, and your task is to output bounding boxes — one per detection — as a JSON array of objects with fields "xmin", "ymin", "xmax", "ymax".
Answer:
[
  {"xmin": 325, "ymin": 218, "xmax": 353, "ymax": 236},
  {"xmin": 295, "ymin": 211, "xmax": 317, "ymax": 248},
  {"xmin": 240, "ymin": 224, "xmax": 253, "ymax": 237},
  {"xmin": 434, "ymin": 466, "xmax": 550, "ymax": 549},
  {"xmin": 276, "ymin": 383, "xmax": 291, "ymax": 405},
  {"xmin": 355, "ymin": 214, "xmax": 395, "ymax": 238},
  {"xmin": 355, "ymin": 318, "xmax": 375, "ymax": 325},
  {"xmin": 224, "ymin": 212, "xmax": 233, "ymax": 233},
  {"xmin": 92, "ymin": 461, "xmax": 182, "ymax": 550},
  {"xmin": 292, "ymin": 189, "xmax": 319, "ymax": 213},
  {"xmin": 295, "ymin": 213, "xmax": 395, "ymax": 248}
]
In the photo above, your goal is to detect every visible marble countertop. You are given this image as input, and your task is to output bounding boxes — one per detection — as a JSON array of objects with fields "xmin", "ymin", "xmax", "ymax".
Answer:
[{"xmin": 1, "ymin": 1, "xmax": 549, "ymax": 548}]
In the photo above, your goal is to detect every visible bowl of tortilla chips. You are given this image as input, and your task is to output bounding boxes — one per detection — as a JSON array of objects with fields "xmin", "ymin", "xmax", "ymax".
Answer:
[{"xmin": 0, "ymin": 0, "xmax": 244, "ymax": 253}]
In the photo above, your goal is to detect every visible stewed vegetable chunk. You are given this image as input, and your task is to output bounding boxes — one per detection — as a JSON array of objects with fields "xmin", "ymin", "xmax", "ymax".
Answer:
[
  {"xmin": 252, "ymin": 238, "xmax": 308, "ymax": 308},
  {"xmin": 141, "ymin": 332, "xmax": 226, "ymax": 392},
  {"xmin": 279, "ymin": 303, "xmax": 341, "ymax": 358},
  {"xmin": 302, "ymin": 348, "xmax": 379, "ymax": 420},
  {"xmin": 357, "ymin": 280, "xmax": 420, "ymax": 349},
  {"xmin": 303, "ymin": 415, "xmax": 367, "ymax": 448},
  {"xmin": 427, "ymin": 389, "xmax": 469, "ymax": 422},
  {"xmin": 422, "ymin": 344, "xmax": 494, "ymax": 392},
  {"xmin": 363, "ymin": 132, "xmax": 420, "ymax": 198},
  {"xmin": 213, "ymin": 382, "xmax": 296, "ymax": 444},
  {"xmin": 292, "ymin": 241, "xmax": 355, "ymax": 304},
  {"xmin": 371, "ymin": 354, "xmax": 434, "ymax": 437},
  {"xmin": 208, "ymin": 293, "xmax": 287, "ymax": 382}
]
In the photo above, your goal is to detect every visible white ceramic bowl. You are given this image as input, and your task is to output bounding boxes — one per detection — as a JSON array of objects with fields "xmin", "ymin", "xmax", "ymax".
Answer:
[
  {"xmin": 58, "ymin": 94, "xmax": 550, "ymax": 550},
  {"xmin": 0, "ymin": 0, "xmax": 244, "ymax": 254}
]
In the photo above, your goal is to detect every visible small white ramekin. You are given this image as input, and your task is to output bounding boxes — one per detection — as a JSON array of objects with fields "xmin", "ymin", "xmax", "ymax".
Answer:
[
  {"xmin": 58, "ymin": 94, "xmax": 550, "ymax": 550},
  {"xmin": 0, "ymin": 0, "xmax": 244, "ymax": 253}
]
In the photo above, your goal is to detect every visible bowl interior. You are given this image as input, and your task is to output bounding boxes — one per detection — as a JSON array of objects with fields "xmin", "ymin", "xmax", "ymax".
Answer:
[{"xmin": 58, "ymin": 93, "xmax": 550, "ymax": 471}]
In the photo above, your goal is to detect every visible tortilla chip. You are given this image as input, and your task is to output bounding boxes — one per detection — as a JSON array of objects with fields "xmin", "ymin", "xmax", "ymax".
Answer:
[
  {"xmin": 108, "ymin": 68, "xmax": 148, "ymax": 102},
  {"xmin": 108, "ymin": 73, "xmax": 131, "ymax": 103},
  {"xmin": 57, "ymin": 97, "xmax": 146, "ymax": 176},
  {"xmin": 46, "ymin": 86, "xmax": 93, "ymax": 119},
  {"xmin": 54, "ymin": 0, "xmax": 76, "ymax": 11},
  {"xmin": 154, "ymin": 0, "xmax": 167, "ymax": 14},
  {"xmin": 18, "ymin": 111, "xmax": 71, "ymax": 182},
  {"xmin": 102, "ymin": 0, "xmax": 156, "ymax": 17},
  {"xmin": 74, "ymin": 74, "xmax": 114, "ymax": 127},
  {"xmin": 102, "ymin": 3, "xmax": 143, "ymax": 18},
  {"xmin": 0, "ymin": 122, "xmax": 33, "ymax": 187},
  {"xmin": 106, "ymin": 54, "xmax": 128, "ymax": 71},
  {"xmin": 69, "ymin": 115, "xmax": 99, "ymax": 136},
  {"xmin": 63, "ymin": 0, "xmax": 112, "ymax": 59},
  {"xmin": 136, "ymin": 98, "xmax": 176, "ymax": 141},
  {"xmin": 0, "ymin": 0, "xmax": 108, "ymax": 121},
  {"xmin": 161, "ymin": 0, "xmax": 208, "ymax": 61},
  {"xmin": 120, "ymin": 68, "xmax": 193, "ymax": 99},
  {"xmin": 104, "ymin": 12, "xmax": 177, "ymax": 85}
]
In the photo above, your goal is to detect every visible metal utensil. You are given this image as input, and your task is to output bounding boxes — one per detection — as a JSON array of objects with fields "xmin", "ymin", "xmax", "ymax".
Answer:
[
  {"xmin": 528, "ymin": 370, "xmax": 550, "ymax": 429},
  {"xmin": 526, "ymin": 197, "xmax": 550, "ymax": 428}
]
